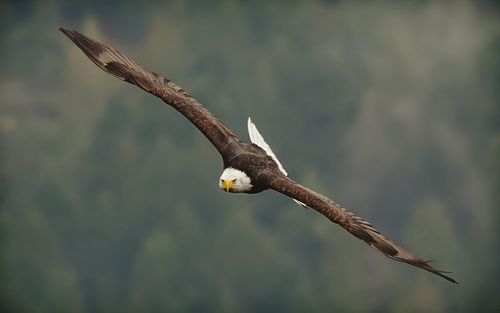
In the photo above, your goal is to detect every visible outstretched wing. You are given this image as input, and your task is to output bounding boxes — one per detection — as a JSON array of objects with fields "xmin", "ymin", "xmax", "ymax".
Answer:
[
  {"xmin": 60, "ymin": 28, "xmax": 239, "ymax": 155},
  {"xmin": 269, "ymin": 175, "xmax": 457, "ymax": 284}
]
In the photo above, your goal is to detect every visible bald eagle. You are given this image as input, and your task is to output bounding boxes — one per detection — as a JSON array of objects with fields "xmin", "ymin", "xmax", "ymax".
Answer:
[{"xmin": 60, "ymin": 28, "xmax": 457, "ymax": 284}]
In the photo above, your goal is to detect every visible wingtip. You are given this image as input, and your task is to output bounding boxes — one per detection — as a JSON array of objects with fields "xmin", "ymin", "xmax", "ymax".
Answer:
[
  {"xmin": 59, "ymin": 27, "xmax": 70, "ymax": 34},
  {"xmin": 425, "ymin": 263, "xmax": 458, "ymax": 284},
  {"xmin": 425, "ymin": 262, "xmax": 458, "ymax": 284},
  {"xmin": 417, "ymin": 260, "xmax": 458, "ymax": 284},
  {"xmin": 440, "ymin": 271, "xmax": 458, "ymax": 284},
  {"xmin": 59, "ymin": 27, "xmax": 77, "ymax": 40},
  {"xmin": 442, "ymin": 274, "xmax": 459, "ymax": 284}
]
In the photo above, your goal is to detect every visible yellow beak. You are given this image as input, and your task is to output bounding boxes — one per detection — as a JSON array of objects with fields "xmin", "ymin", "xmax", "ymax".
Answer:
[{"xmin": 224, "ymin": 180, "xmax": 233, "ymax": 192}]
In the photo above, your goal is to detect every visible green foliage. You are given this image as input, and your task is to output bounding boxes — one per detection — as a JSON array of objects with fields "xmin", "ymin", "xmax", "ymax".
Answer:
[{"xmin": 1, "ymin": 0, "xmax": 499, "ymax": 312}]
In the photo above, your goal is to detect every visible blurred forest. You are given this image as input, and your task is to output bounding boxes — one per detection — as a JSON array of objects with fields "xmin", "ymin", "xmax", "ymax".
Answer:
[{"xmin": 1, "ymin": 0, "xmax": 500, "ymax": 312}]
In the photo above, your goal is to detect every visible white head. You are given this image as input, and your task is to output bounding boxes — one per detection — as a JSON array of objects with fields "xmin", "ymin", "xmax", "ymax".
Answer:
[{"xmin": 219, "ymin": 167, "xmax": 253, "ymax": 193}]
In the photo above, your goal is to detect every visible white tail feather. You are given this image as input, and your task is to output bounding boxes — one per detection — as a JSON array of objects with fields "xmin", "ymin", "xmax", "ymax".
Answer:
[{"xmin": 247, "ymin": 118, "xmax": 307, "ymax": 208}]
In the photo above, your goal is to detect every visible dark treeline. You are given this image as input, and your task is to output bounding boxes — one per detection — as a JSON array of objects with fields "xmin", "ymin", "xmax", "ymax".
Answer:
[{"xmin": 1, "ymin": 0, "xmax": 499, "ymax": 312}]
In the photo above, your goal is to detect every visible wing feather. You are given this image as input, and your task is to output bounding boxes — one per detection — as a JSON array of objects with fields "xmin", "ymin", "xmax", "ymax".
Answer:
[
  {"xmin": 269, "ymin": 175, "xmax": 457, "ymax": 284},
  {"xmin": 59, "ymin": 27, "xmax": 239, "ymax": 155}
]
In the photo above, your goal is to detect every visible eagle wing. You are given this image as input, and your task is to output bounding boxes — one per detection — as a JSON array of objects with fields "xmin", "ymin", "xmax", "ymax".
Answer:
[
  {"xmin": 60, "ymin": 28, "xmax": 238, "ymax": 155},
  {"xmin": 269, "ymin": 175, "xmax": 457, "ymax": 283}
]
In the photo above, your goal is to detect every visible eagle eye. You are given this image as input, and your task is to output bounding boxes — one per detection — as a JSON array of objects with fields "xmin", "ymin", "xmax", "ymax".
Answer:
[{"xmin": 232, "ymin": 179, "xmax": 237, "ymax": 183}]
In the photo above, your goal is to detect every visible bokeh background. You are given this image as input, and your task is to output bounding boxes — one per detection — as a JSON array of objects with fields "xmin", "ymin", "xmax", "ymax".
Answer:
[{"xmin": 1, "ymin": 0, "xmax": 499, "ymax": 312}]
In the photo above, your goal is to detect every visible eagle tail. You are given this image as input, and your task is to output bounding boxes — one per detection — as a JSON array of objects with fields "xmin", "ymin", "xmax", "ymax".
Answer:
[{"xmin": 247, "ymin": 118, "xmax": 307, "ymax": 208}]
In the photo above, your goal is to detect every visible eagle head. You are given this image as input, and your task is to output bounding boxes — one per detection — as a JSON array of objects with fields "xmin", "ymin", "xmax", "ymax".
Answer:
[{"xmin": 219, "ymin": 167, "xmax": 253, "ymax": 193}]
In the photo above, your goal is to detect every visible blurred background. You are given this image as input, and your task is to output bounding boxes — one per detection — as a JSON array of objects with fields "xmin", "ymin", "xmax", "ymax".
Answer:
[{"xmin": 1, "ymin": 0, "xmax": 499, "ymax": 312}]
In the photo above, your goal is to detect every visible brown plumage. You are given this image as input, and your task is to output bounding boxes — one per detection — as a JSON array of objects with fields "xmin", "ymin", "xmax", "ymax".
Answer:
[{"xmin": 60, "ymin": 27, "xmax": 457, "ymax": 284}]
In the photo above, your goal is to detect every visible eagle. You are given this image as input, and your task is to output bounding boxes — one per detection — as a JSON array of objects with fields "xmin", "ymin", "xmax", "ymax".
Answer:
[{"xmin": 60, "ymin": 27, "xmax": 457, "ymax": 284}]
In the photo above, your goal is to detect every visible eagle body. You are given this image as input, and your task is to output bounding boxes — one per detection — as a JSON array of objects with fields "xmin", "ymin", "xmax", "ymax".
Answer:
[
  {"xmin": 222, "ymin": 142, "xmax": 280, "ymax": 193},
  {"xmin": 60, "ymin": 27, "xmax": 457, "ymax": 284}
]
